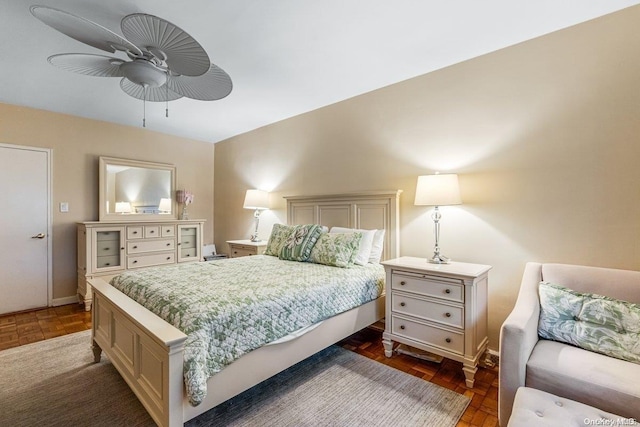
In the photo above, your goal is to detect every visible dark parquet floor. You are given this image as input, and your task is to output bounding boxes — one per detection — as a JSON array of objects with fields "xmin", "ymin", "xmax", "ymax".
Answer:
[{"xmin": 0, "ymin": 304, "xmax": 498, "ymax": 427}]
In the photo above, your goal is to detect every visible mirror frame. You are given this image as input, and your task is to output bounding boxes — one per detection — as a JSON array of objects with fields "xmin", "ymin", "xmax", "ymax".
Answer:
[{"xmin": 99, "ymin": 156, "xmax": 177, "ymax": 221}]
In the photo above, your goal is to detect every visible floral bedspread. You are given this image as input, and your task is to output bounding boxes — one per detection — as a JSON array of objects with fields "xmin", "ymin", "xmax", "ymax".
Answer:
[{"xmin": 109, "ymin": 255, "xmax": 384, "ymax": 406}]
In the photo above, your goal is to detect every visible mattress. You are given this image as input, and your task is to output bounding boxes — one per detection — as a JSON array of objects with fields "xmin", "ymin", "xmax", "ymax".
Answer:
[{"xmin": 110, "ymin": 255, "xmax": 385, "ymax": 406}]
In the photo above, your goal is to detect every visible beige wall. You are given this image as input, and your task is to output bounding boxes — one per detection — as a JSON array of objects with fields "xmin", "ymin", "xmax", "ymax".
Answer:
[
  {"xmin": 214, "ymin": 6, "xmax": 640, "ymax": 351},
  {"xmin": 0, "ymin": 104, "xmax": 215, "ymax": 302}
]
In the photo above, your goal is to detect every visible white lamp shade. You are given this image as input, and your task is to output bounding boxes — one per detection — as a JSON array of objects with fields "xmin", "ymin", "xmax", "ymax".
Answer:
[
  {"xmin": 243, "ymin": 189, "xmax": 269, "ymax": 210},
  {"xmin": 115, "ymin": 201, "xmax": 132, "ymax": 213},
  {"xmin": 414, "ymin": 174, "xmax": 462, "ymax": 206},
  {"xmin": 158, "ymin": 198, "xmax": 172, "ymax": 213}
]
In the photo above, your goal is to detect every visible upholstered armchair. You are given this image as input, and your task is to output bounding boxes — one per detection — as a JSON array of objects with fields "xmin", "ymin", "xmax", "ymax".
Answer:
[{"xmin": 498, "ymin": 262, "xmax": 640, "ymax": 426}]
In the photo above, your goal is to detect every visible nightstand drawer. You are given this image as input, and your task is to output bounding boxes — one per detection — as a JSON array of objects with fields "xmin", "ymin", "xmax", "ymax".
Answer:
[
  {"xmin": 391, "ymin": 315, "xmax": 464, "ymax": 355},
  {"xmin": 391, "ymin": 292, "xmax": 463, "ymax": 329},
  {"xmin": 127, "ymin": 239, "xmax": 175, "ymax": 254},
  {"xmin": 391, "ymin": 272, "xmax": 463, "ymax": 303},
  {"xmin": 230, "ymin": 247, "xmax": 256, "ymax": 258},
  {"xmin": 128, "ymin": 253, "xmax": 174, "ymax": 269}
]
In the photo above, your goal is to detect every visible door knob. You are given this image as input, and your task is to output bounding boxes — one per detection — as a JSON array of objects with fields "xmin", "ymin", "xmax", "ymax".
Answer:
[{"xmin": 31, "ymin": 233, "xmax": 45, "ymax": 239}]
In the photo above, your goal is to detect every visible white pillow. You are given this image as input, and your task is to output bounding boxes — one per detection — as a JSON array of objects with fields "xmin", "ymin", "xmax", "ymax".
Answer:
[
  {"xmin": 329, "ymin": 227, "xmax": 376, "ymax": 265},
  {"xmin": 368, "ymin": 229, "xmax": 385, "ymax": 263}
]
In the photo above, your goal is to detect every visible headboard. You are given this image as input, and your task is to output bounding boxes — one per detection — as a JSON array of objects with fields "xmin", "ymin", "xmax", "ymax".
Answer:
[{"xmin": 284, "ymin": 190, "xmax": 402, "ymax": 261}]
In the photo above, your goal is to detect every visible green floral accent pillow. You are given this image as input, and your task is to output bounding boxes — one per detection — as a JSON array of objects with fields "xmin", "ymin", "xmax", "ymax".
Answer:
[
  {"xmin": 309, "ymin": 232, "xmax": 363, "ymax": 268},
  {"xmin": 264, "ymin": 224, "xmax": 296, "ymax": 256},
  {"xmin": 278, "ymin": 224, "xmax": 323, "ymax": 262},
  {"xmin": 538, "ymin": 282, "xmax": 640, "ymax": 365}
]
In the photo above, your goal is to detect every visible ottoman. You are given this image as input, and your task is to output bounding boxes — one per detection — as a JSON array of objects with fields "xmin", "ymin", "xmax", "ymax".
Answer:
[{"xmin": 507, "ymin": 387, "xmax": 635, "ymax": 427}]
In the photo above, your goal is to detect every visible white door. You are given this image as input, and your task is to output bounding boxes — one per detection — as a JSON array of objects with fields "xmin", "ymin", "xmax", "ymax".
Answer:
[{"xmin": 0, "ymin": 144, "xmax": 50, "ymax": 314}]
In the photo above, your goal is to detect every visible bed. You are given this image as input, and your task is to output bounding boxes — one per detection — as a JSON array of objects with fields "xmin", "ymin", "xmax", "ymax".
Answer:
[{"xmin": 89, "ymin": 191, "xmax": 401, "ymax": 427}]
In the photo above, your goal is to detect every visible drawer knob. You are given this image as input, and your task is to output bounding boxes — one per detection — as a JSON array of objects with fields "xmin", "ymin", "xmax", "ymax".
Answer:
[
  {"xmin": 133, "ymin": 260, "xmax": 138, "ymax": 264},
  {"xmin": 133, "ymin": 231, "xmax": 138, "ymax": 234},
  {"xmin": 186, "ymin": 254, "xmax": 191, "ymax": 257},
  {"xmin": 121, "ymin": 247, "xmax": 124, "ymax": 250},
  {"xmin": 445, "ymin": 338, "xmax": 451, "ymax": 343},
  {"xmin": 445, "ymin": 289, "xmax": 451, "ymax": 294},
  {"xmin": 104, "ymin": 247, "xmax": 109, "ymax": 250},
  {"xmin": 133, "ymin": 246, "xmax": 137, "ymax": 249},
  {"xmin": 167, "ymin": 257, "xmax": 171, "ymax": 260},
  {"xmin": 150, "ymin": 230, "xmax": 155, "ymax": 233},
  {"xmin": 400, "ymin": 325, "xmax": 405, "ymax": 330},
  {"xmin": 400, "ymin": 302, "xmax": 406, "ymax": 307},
  {"xmin": 166, "ymin": 243, "xmax": 171, "ymax": 246},
  {"xmin": 400, "ymin": 281, "xmax": 406, "ymax": 286},
  {"xmin": 445, "ymin": 312, "xmax": 451, "ymax": 318},
  {"xmin": 105, "ymin": 263, "xmax": 110, "ymax": 266}
]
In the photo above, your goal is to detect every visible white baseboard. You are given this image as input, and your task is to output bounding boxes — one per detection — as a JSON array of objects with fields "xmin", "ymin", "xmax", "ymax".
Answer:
[{"xmin": 51, "ymin": 295, "xmax": 80, "ymax": 307}]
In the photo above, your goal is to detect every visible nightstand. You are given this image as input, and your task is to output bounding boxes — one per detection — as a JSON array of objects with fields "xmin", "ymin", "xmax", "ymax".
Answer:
[
  {"xmin": 381, "ymin": 256, "xmax": 491, "ymax": 388},
  {"xmin": 226, "ymin": 240, "xmax": 268, "ymax": 258}
]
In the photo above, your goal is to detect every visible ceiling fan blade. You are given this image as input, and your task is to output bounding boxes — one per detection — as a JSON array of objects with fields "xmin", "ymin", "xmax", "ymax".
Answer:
[
  {"xmin": 48, "ymin": 54, "xmax": 125, "ymax": 77},
  {"xmin": 166, "ymin": 64, "xmax": 232, "ymax": 101},
  {"xmin": 120, "ymin": 78, "xmax": 183, "ymax": 102},
  {"xmin": 30, "ymin": 5, "xmax": 142, "ymax": 56},
  {"xmin": 121, "ymin": 14, "xmax": 210, "ymax": 77}
]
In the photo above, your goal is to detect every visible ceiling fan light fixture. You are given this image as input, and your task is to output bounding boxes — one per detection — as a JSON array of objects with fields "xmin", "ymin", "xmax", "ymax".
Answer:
[{"xmin": 120, "ymin": 60, "xmax": 167, "ymax": 88}]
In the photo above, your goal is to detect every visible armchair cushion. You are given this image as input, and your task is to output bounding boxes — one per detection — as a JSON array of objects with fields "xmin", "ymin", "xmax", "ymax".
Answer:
[{"xmin": 538, "ymin": 282, "xmax": 640, "ymax": 364}]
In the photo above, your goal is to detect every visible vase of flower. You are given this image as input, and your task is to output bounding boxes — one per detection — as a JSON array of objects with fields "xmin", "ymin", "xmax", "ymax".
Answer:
[{"xmin": 176, "ymin": 190, "xmax": 194, "ymax": 220}]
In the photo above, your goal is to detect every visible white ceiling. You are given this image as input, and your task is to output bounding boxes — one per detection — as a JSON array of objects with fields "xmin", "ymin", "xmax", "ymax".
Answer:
[{"xmin": 1, "ymin": 1, "xmax": 639, "ymax": 144}]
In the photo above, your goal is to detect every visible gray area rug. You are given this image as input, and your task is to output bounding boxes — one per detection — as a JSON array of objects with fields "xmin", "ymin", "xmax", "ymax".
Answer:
[{"xmin": 0, "ymin": 331, "xmax": 469, "ymax": 426}]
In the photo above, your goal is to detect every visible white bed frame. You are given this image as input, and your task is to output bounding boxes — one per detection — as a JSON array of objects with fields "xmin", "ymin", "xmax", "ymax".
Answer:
[{"xmin": 89, "ymin": 190, "xmax": 401, "ymax": 427}]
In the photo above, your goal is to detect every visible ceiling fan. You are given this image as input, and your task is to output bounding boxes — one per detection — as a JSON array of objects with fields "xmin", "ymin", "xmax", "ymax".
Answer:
[{"xmin": 30, "ymin": 5, "xmax": 232, "ymax": 127}]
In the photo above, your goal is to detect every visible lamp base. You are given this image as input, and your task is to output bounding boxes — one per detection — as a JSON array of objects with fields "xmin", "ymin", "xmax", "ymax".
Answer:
[
  {"xmin": 428, "ymin": 254, "xmax": 452, "ymax": 264},
  {"xmin": 249, "ymin": 235, "xmax": 262, "ymax": 242}
]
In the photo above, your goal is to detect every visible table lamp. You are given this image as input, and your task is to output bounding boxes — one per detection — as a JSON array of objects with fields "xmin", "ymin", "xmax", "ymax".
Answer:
[
  {"xmin": 414, "ymin": 173, "xmax": 461, "ymax": 264},
  {"xmin": 243, "ymin": 189, "xmax": 270, "ymax": 242}
]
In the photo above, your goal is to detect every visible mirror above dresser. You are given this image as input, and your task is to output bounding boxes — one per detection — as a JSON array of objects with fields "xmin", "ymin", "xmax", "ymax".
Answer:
[{"xmin": 99, "ymin": 156, "xmax": 176, "ymax": 221}]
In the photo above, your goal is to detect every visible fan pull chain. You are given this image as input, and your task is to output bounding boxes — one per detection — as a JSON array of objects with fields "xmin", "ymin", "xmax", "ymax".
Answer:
[
  {"xmin": 143, "ymin": 85, "xmax": 147, "ymax": 128},
  {"xmin": 166, "ymin": 83, "xmax": 169, "ymax": 118}
]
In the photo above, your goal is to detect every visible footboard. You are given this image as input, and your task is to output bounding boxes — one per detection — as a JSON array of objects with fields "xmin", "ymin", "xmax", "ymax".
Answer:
[{"xmin": 90, "ymin": 278, "xmax": 187, "ymax": 427}]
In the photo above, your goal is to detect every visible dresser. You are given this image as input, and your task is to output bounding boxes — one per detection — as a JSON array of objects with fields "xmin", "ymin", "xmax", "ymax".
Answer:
[
  {"xmin": 77, "ymin": 220, "xmax": 204, "ymax": 311},
  {"xmin": 226, "ymin": 240, "xmax": 267, "ymax": 258},
  {"xmin": 381, "ymin": 257, "xmax": 491, "ymax": 387}
]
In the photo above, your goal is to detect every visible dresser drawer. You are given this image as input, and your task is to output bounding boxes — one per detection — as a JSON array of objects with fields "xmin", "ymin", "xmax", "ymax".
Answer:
[
  {"xmin": 181, "ymin": 228, "xmax": 197, "ymax": 236},
  {"xmin": 128, "ymin": 253, "xmax": 175, "ymax": 269},
  {"xmin": 96, "ymin": 255, "xmax": 120, "ymax": 268},
  {"xmin": 96, "ymin": 241, "xmax": 120, "ymax": 256},
  {"xmin": 96, "ymin": 230, "xmax": 119, "ymax": 241},
  {"xmin": 127, "ymin": 239, "xmax": 175, "ymax": 254},
  {"xmin": 161, "ymin": 225, "xmax": 175, "ymax": 237},
  {"xmin": 127, "ymin": 226, "xmax": 143, "ymax": 239},
  {"xmin": 180, "ymin": 236, "xmax": 196, "ymax": 249},
  {"xmin": 144, "ymin": 226, "xmax": 160, "ymax": 238},
  {"xmin": 180, "ymin": 248, "xmax": 197, "ymax": 259},
  {"xmin": 391, "ymin": 292, "xmax": 463, "ymax": 329},
  {"xmin": 391, "ymin": 315, "xmax": 464, "ymax": 355},
  {"xmin": 391, "ymin": 272, "xmax": 463, "ymax": 303}
]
